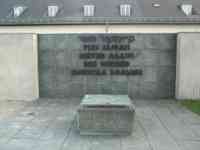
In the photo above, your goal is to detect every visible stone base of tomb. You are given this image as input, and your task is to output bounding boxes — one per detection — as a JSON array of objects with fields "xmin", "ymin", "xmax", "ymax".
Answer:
[{"xmin": 77, "ymin": 95, "xmax": 135, "ymax": 135}]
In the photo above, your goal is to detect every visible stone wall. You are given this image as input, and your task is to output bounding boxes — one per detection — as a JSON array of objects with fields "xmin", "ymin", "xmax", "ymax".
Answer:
[
  {"xmin": 39, "ymin": 34, "xmax": 176, "ymax": 99},
  {"xmin": 176, "ymin": 33, "xmax": 200, "ymax": 100},
  {"xmin": 0, "ymin": 34, "xmax": 39, "ymax": 101},
  {"xmin": 1, "ymin": 32, "xmax": 200, "ymax": 100}
]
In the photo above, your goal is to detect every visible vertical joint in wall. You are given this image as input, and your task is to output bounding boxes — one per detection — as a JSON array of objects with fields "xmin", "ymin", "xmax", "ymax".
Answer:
[{"xmin": 105, "ymin": 21, "xmax": 110, "ymax": 33}]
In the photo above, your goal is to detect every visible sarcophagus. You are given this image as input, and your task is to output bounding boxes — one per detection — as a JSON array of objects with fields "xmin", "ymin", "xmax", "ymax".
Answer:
[{"xmin": 77, "ymin": 95, "xmax": 135, "ymax": 135}]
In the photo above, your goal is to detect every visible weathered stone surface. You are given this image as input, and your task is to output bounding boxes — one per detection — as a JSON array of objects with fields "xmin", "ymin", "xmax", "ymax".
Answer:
[
  {"xmin": 139, "ymin": 82, "xmax": 158, "ymax": 99},
  {"xmin": 1, "ymin": 98, "xmax": 200, "ymax": 150},
  {"xmin": 39, "ymin": 34, "xmax": 176, "ymax": 99},
  {"xmin": 0, "ymin": 34, "xmax": 38, "ymax": 101},
  {"xmin": 176, "ymin": 33, "xmax": 200, "ymax": 100},
  {"xmin": 77, "ymin": 95, "xmax": 135, "ymax": 135}
]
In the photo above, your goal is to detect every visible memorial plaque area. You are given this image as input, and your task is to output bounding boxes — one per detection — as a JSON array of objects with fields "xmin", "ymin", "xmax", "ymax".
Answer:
[{"xmin": 38, "ymin": 34, "xmax": 176, "ymax": 98}]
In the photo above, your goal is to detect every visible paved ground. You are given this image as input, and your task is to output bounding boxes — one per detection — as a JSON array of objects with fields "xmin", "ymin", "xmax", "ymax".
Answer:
[{"xmin": 0, "ymin": 98, "xmax": 200, "ymax": 150}]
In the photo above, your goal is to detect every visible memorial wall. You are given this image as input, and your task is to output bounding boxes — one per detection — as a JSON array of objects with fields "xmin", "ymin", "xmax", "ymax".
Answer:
[
  {"xmin": 1, "ymin": 32, "xmax": 200, "ymax": 100},
  {"xmin": 38, "ymin": 34, "xmax": 176, "ymax": 99}
]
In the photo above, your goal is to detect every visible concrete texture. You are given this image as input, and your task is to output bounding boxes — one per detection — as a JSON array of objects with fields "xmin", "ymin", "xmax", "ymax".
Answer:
[
  {"xmin": 38, "ymin": 34, "xmax": 176, "ymax": 99},
  {"xmin": 1, "ymin": 25, "xmax": 200, "ymax": 34},
  {"xmin": 77, "ymin": 95, "xmax": 135, "ymax": 135},
  {"xmin": 0, "ymin": 34, "xmax": 39, "ymax": 101},
  {"xmin": 0, "ymin": 98, "xmax": 200, "ymax": 150},
  {"xmin": 176, "ymin": 33, "xmax": 200, "ymax": 100}
]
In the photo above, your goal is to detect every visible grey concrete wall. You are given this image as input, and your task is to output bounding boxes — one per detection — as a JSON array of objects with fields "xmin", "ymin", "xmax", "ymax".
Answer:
[
  {"xmin": 176, "ymin": 33, "xmax": 200, "ymax": 100},
  {"xmin": 39, "ymin": 34, "xmax": 176, "ymax": 99},
  {"xmin": 0, "ymin": 34, "xmax": 39, "ymax": 101}
]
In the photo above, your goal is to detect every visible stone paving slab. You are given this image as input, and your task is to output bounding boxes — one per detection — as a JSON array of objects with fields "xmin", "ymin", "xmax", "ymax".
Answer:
[
  {"xmin": 3, "ymin": 139, "xmax": 37, "ymax": 150},
  {"xmin": 136, "ymin": 106, "xmax": 181, "ymax": 150},
  {"xmin": 91, "ymin": 136, "xmax": 121, "ymax": 150},
  {"xmin": 180, "ymin": 141, "xmax": 200, "ymax": 150},
  {"xmin": 121, "ymin": 120, "xmax": 151, "ymax": 150},
  {"xmin": 61, "ymin": 129, "xmax": 92, "ymax": 150},
  {"xmin": 0, "ymin": 99, "xmax": 200, "ymax": 150},
  {"xmin": 166, "ymin": 102, "xmax": 200, "ymax": 125},
  {"xmin": 149, "ymin": 101, "xmax": 200, "ymax": 141}
]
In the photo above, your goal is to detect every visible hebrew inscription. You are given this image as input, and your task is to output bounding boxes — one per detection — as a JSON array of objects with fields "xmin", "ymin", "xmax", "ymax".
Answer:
[{"xmin": 71, "ymin": 35, "xmax": 142, "ymax": 76}]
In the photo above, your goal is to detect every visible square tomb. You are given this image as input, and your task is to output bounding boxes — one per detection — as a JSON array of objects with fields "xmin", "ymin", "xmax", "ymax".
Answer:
[{"xmin": 77, "ymin": 94, "xmax": 135, "ymax": 135}]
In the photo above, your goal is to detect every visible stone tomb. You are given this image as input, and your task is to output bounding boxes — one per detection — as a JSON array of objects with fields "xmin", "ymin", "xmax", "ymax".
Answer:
[{"xmin": 77, "ymin": 95, "xmax": 135, "ymax": 135}]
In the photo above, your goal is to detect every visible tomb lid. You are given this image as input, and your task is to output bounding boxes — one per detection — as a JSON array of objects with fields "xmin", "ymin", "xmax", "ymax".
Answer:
[{"xmin": 80, "ymin": 94, "xmax": 134, "ymax": 107}]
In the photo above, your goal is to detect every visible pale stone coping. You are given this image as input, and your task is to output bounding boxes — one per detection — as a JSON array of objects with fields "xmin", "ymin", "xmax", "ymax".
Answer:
[
  {"xmin": 0, "ymin": 25, "xmax": 200, "ymax": 34},
  {"xmin": 32, "ymin": 34, "xmax": 39, "ymax": 101},
  {"xmin": 80, "ymin": 94, "xmax": 134, "ymax": 107}
]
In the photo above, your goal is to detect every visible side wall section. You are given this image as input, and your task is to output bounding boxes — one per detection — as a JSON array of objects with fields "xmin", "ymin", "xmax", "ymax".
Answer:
[
  {"xmin": 0, "ymin": 34, "xmax": 39, "ymax": 101},
  {"xmin": 176, "ymin": 33, "xmax": 200, "ymax": 100}
]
